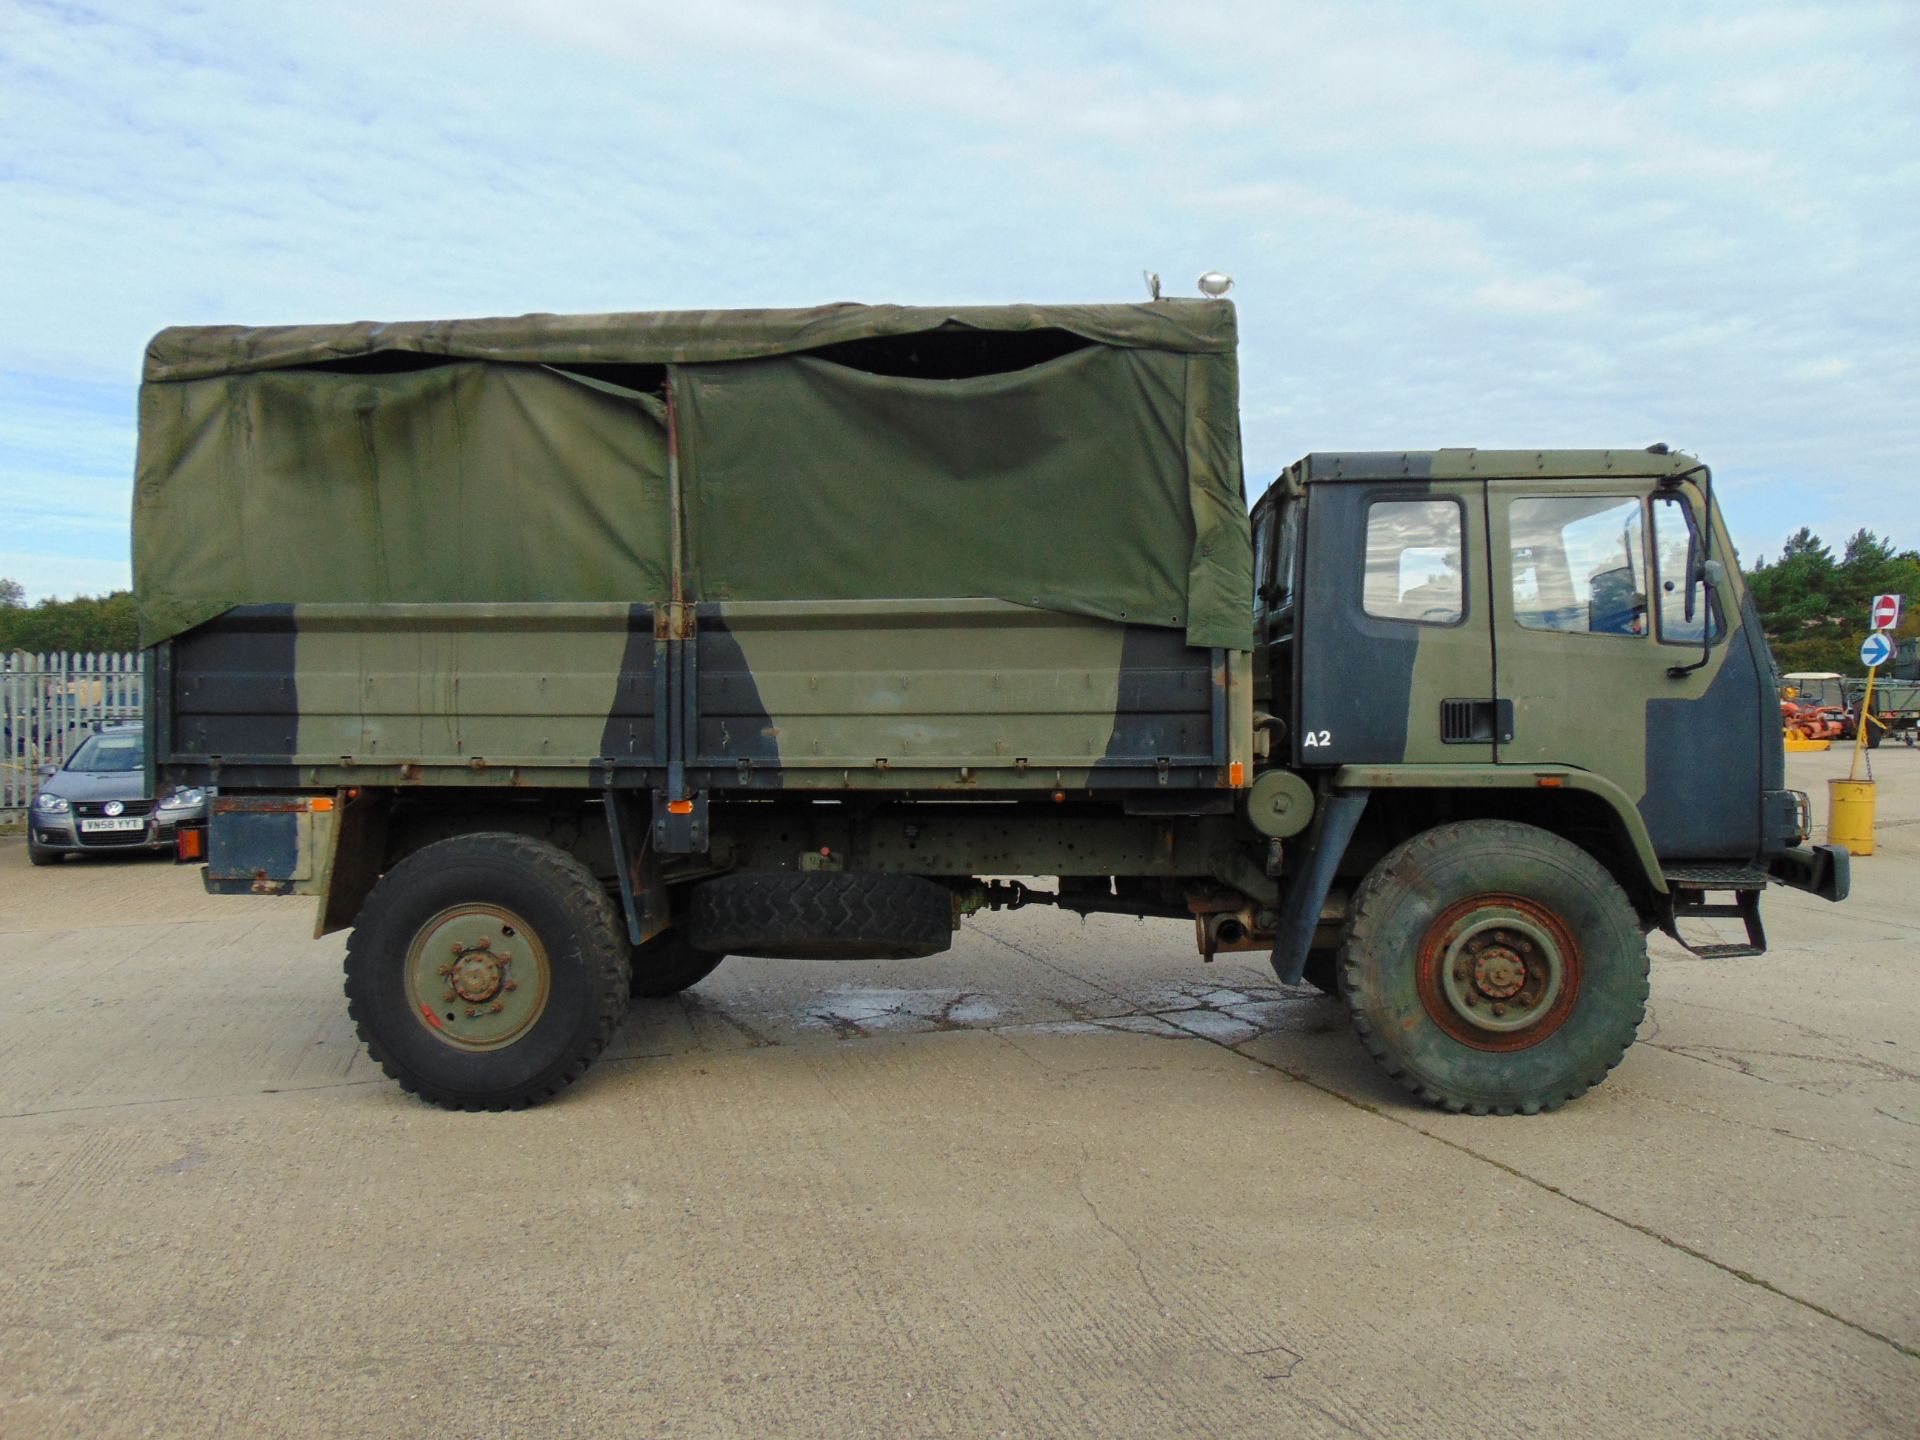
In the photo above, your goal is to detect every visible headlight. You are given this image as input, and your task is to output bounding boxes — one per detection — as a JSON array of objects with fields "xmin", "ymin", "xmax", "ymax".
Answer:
[
  {"xmin": 34, "ymin": 794, "xmax": 70, "ymax": 814},
  {"xmin": 160, "ymin": 787, "xmax": 206, "ymax": 810}
]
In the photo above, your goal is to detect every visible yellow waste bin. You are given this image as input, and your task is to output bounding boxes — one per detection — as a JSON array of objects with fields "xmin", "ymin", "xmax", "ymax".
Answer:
[{"xmin": 1827, "ymin": 779, "xmax": 1875, "ymax": 856}]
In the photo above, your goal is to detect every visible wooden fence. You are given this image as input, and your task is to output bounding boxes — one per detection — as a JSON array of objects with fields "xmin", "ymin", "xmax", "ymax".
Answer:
[{"xmin": 1, "ymin": 653, "xmax": 144, "ymax": 818}]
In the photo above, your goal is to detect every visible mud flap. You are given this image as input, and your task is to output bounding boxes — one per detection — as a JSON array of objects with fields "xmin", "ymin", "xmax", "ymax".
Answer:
[
  {"xmin": 1269, "ymin": 791, "xmax": 1368, "ymax": 985},
  {"xmin": 204, "ymin": 794, "xmax": 337, "ymax": 896}
]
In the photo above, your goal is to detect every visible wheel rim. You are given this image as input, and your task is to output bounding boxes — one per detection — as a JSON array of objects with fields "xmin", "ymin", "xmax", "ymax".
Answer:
[
  {"xmin": 1415, "ymin": 894, "xmax": 1583, "ymax": 1052},
  {"xmin": 402, "ymin": 904, "xmax": 551, "ymax": 1051}
]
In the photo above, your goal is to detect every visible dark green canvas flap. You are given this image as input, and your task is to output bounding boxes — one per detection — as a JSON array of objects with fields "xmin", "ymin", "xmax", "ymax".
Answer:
[
  {"xmin": 134, "ymin": 363, "xmax": 670, "ymax": 643},
  {"xmin": 134, "ymin": 302, "xmax": 1251, "ymax": 649},
  {"xmin": 678, "ymin": 348, "xmax": 1198, "ymax": 631}
]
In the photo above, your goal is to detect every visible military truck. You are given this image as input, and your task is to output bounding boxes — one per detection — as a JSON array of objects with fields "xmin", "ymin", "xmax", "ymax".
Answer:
[{"xmin": 132, "ymin": 300, "xmax": 1848, "ymax": 1114}]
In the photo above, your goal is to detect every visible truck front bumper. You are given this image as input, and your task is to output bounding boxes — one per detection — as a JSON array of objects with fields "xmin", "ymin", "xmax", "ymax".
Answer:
[{"xmin": 1768, "ymin": 844, "xmax": 1850, "ymax": 903}]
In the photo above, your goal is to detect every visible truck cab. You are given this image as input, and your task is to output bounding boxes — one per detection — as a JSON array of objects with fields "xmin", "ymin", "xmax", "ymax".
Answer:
[{"xmin": 1252, "ymin": 447, "xmax": 1846, "ymax": 976}]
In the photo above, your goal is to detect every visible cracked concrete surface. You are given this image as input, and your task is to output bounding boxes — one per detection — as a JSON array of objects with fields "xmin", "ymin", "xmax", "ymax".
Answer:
[{"xmin": 0, "ymin": 745, "xmax": 1915, "ymax": 1437}]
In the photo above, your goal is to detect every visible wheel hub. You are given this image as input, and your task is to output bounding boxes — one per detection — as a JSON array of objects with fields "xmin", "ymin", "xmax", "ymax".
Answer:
[
  {"xmin": 1418, "ymin": 896, "xmax": 1583, "ymax": 1052},
  {"xmin": 404, "ymin": 905, "xmax": 550, "ymax": 1051},
  {"xmin": 445, "ymin": 942, "xmax": 506, "ymax": 1003},
  {"xmin": 1470, "ymin": 939, "xmax": 1527, "ymax": 1000}
]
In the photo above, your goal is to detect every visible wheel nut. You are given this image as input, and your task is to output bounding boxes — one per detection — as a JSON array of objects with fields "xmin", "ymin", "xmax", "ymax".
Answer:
[
  {"xmin": 490, "ymin": 1002, "xmax": 504, "ymax": 1014},
  {"xmin": 443, "ymin": 989, "xmax": 456, "ymax": 1002},
  {"xmin": 504, "ymin": 980, "xmax": 518, "ymax": 992},
  {"xmin": 1453, "ymin": 966, "xmax": 1468, "ymax": 982},
  {"xmin": 1464, "ymin": 994, "xmax": 1478, "ymax": 1007},
  {"xmin": 1492, "ymin": 1002, "xmax": 1508, "ymax": 1017},
  {"xmin": 465, "ymin": 1007, "xmax": 477, "ymax": 1018}
]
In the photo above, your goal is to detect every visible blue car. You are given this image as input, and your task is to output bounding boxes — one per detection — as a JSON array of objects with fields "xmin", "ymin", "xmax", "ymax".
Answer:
[{"xmin": 26, "ymin": 722, "xmax": 207, "ymax": 866}]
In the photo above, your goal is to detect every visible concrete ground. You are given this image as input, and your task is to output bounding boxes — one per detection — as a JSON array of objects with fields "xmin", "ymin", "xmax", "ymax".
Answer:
[{"xmin": 1, "ymin": 747, "xmax": 1915, "ymax": 1438}]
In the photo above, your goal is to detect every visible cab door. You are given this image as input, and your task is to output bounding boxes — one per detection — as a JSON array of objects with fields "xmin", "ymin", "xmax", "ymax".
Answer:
[
  {"xmin": 1488, "ymin": 483, "xmax": 1658, "ymax": 779},
  {"xmin": 1295, "ymin": 477, "xmax": 1496, "ymax": 766},
  {"xmin": 1487, "ymin": 480, "xmax": 1756, "ymax": 857}
]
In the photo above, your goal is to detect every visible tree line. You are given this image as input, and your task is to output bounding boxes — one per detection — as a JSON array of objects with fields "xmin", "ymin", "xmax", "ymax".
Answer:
[
  {"xmin": 0, "ymin": 579, "xmax": 139, "ymax": 653},
  {"xmin": 4, "ymin": 526, "xmax": 1916, "ymax": 674},
  {"xmin": 1744, "ymin": 528, "xmax": 1918, "ymax": 676}
]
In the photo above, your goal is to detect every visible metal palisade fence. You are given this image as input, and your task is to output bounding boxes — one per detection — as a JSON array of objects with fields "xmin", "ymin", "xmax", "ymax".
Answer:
[{"xmin": 2, "ymin": 653, "xmax": 145, "ymax": 818}]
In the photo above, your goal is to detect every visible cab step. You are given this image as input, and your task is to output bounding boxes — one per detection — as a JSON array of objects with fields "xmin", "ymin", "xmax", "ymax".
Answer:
[{"xmin": 1662, "ymin": 869, "xmax": 1767, "ymax": 959}]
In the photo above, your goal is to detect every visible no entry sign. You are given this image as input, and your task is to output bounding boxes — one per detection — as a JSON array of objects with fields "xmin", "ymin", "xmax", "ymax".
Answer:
[{"xmin": 1871, "ymin": 593, "xmax": 1903, "ymax": 630}]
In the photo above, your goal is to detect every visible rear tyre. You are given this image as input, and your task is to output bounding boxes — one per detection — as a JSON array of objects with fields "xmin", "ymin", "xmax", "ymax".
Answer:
[
  {"xmin": 687, "ymin": 871, "xmax": 954, "ymax": 959},
  {"xmin": 344, "ymin": 832, "xmax": 629, "ymax": 1111},
  {"xmin": 1338, "ymin": 820, "xmax": 1647, "ymax": 1116},
  {"xmin": 630, "ymin": 929, "xmax": 726, "ymax": 999}
]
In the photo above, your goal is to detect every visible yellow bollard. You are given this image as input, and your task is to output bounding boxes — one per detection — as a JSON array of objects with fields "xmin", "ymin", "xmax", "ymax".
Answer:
[{"xmin": 1827, "ymin": 778, "xmax": 1876, "ymax": 855}]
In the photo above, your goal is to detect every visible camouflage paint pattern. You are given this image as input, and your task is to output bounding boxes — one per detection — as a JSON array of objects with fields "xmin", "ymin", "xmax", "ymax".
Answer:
[
  {"xmin": 1272, "ymin": 448, "xmax": 1784, "ymax": 868},
  {"xmin": 161, "ymin": 598, "xmax": 1252, "ymax": 796}
]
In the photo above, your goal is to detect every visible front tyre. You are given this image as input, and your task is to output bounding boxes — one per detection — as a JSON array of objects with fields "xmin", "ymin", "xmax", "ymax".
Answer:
[
  {"xmin": 1338, "ymin": 820, "xmax": 1648, "ymax": 1115},
  {"xmin": 344, "ymin": 832, "xmax": 630, "ymax": 1111}
]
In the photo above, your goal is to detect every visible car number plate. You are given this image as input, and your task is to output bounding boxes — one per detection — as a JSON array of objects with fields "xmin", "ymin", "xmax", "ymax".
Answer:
[{"xmin": 80, "ymin": 817, "xmax": 144, "ymax": 833}]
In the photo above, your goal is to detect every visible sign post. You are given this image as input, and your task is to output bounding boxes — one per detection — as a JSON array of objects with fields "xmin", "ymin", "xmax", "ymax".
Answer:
[
  {"xmin": 1852, "ymin": 629, "xmax": 1893, "ymax": 779},
  {"xmin": 1833, "ymin": 627, "xmax": 1893, "ymax": 855}
]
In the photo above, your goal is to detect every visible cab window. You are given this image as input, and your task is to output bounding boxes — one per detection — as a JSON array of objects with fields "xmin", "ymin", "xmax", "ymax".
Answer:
[
  {"xmin": 1267, "ymin": 495, "xmax": 1302, "ymax": 612},
  {"xmin": 1252, "ymin": 511, "xmax": 1274, "ymax": 614},
  {"xmin": 1652, "ymin": 494, "xmax": 1722, "ymax": 644},
  {"xmin": 1364, "ymin": 499, "xmax": 1463, "ymax": 624},
  {"xmin": 1508, "ymin": 496, "xmax": 1647, "ymax": 637}
]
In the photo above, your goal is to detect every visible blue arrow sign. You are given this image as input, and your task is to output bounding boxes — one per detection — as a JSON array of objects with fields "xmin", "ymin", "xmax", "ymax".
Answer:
[{"xmin": 1860, "ymin": 630, "xmax": 1894, "ymax": 668}]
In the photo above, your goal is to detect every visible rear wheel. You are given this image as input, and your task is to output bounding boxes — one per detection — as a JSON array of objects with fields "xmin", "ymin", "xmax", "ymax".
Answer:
[
  {"xmin": 630, "ymin": 928, "xmax": 726, "ymax": 999},
  {"xmin": 344, "ymin": 832, "xmax": 629, "ymax": 1111},
  {"xmin": 1338, "ymin": 820, "xmax": 1647, "ymax": 1115}
]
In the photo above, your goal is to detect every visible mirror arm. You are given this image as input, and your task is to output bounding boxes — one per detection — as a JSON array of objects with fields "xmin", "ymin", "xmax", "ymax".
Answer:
[{"xmin": 1661, "ymin": 463, "xmax": 1717, "ymax": 679}]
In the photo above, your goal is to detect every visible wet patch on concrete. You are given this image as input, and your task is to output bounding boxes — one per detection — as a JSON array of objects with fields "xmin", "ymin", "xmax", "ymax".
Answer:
[{"xmin": 650, "ymin": 973, "xmax": 1342, "ymax": 1051}]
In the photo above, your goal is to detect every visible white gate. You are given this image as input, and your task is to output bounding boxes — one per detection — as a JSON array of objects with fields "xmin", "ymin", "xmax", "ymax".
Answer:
[{"xmin": 1, "ymin": 653, "xmax": 145, "ymax": 818}]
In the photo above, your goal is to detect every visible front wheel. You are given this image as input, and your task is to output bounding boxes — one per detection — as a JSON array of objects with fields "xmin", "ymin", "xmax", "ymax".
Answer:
[
  {"xmin": 344, "ymin": 832, "xmax": 630, "ymax": 1111},
  {"xmin": 1338, "ymin": 820, "xmax": 1648, "ymax": 1115}
]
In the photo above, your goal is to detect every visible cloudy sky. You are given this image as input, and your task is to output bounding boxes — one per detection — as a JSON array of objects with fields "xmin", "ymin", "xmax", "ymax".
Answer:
[{"xmin": 2, "ymin": 0, "xmax": 1916, "ymax": 599}]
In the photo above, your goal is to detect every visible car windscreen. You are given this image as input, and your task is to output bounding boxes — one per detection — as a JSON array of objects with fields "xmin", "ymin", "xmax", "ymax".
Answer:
[{"xmin": 66, "ymin": 733, "xmax": 146, "ymax": 773}]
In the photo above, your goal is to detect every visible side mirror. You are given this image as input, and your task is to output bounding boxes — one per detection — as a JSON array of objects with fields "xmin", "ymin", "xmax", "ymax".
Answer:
[{"xmin": 37, "ymin": 763, "xmax": 57, "ymax": 780}]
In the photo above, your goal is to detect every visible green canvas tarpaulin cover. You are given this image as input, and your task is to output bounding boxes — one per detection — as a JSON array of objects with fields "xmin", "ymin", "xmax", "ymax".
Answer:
[{"xmin": 134, "ymin": 301, "xmax": 1251, "ymax": 649}]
